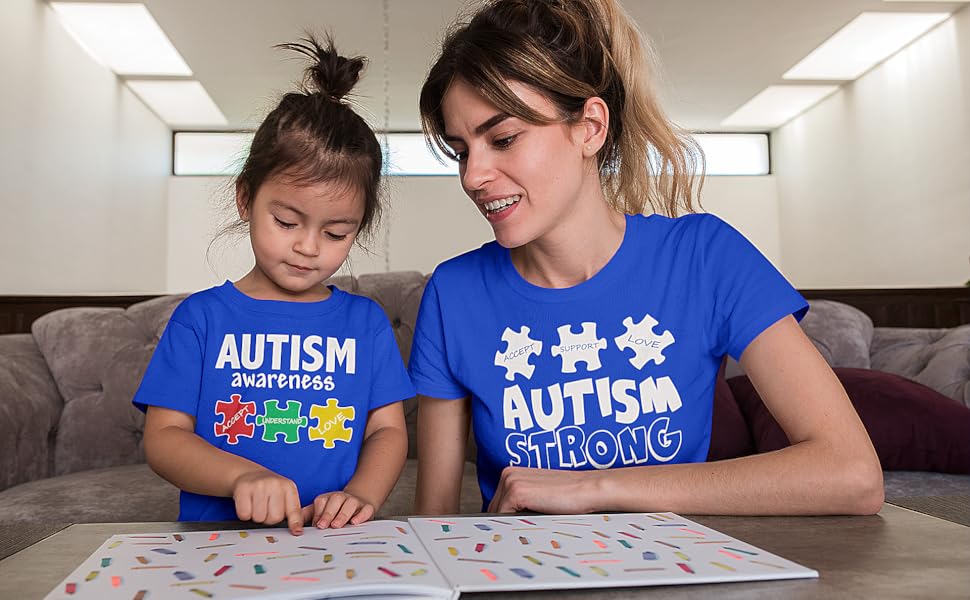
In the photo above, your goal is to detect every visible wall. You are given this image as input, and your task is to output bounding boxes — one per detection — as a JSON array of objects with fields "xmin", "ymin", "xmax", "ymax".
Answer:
[
  {"xmin": 0, "ymin": 0, "xmax": 171, "ymax": 294},
  {"xmin": 773, "ymin": 6, "xmax": 970, "ymax": 289},
  {"xmin": 165, "ymin": 174, "xmax": 782, "ymax": 293}
]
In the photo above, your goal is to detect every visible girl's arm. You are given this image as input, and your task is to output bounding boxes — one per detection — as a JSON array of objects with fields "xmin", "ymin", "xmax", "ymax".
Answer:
[
  {"xmin": 488, "ymin": 315, "xmax": 885, "ymax": 516},
  {"xmin": 414, "ymin": 394, "xmax": 472, "ymax": 515},
  {"xmin": 307, "ymin": 401, "xmax": 408, "ymax": 528},
  {"xmin": 144, "ymin": 406, "xmax": 306, "ymax": 533}
]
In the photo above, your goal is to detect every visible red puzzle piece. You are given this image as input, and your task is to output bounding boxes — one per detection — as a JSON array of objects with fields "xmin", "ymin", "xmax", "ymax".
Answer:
[{"xmin": 213, "ymin": 394, "xmax": 256, "ymax": 444}]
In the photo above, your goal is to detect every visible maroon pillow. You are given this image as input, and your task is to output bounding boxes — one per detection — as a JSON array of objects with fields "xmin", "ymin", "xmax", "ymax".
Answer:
[
  {"xmin": 707, "ymin": 374, "xmax": 756, "ymax": 461},
  {"xmin": 728, "ymin": 368, "xmax": 970, "ymax": 474}
]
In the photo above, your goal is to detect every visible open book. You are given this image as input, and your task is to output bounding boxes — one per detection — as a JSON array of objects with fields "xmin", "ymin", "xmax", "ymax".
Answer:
[{"xmin": 46, "ymin": 513, "xmax": 817, "ymax": 599}]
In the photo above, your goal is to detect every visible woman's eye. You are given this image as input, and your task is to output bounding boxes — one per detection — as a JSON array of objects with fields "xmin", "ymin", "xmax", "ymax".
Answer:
[
  {"xmin": 450, "ymin": 149, "xmax": 468, "ymax": 162},
  {"xmin": 494, "ymin": 134, "xmax": 517, "ymax": 149},
  {"xmin": 274, "ymin": 217, "xmax": 295, "ymax": 229}
]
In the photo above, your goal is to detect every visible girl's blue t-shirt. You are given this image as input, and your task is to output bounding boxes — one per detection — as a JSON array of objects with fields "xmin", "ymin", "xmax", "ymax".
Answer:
[
  {"xmin": 408, "ymin": 213, "xmax": 808, "ymax": 508},
  {"xmin": 133, "ymin": 282, "xmax": 415, "ymax": 521}
]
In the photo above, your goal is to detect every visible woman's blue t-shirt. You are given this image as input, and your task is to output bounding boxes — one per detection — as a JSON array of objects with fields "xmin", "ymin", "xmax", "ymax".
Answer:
[{"xmin": 408, "ymin": 213, "xmax": 808, "ymax": 508}]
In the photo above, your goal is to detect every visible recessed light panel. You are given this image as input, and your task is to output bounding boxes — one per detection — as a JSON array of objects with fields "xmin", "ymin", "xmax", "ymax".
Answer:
[
  {"xmin": 50, "ymin": 2, "xmax": 191, "ymax": 76},
  {"xmin": 721, "ymin": 86, "xmax": 840, "ymax": 129},
  {"xmin": 783, "ymin": 12, "xmax": 950, "ymax": 80},
  {"xmin": 127, "ymin": 81, "xmax": 226, "ymax": 127}
]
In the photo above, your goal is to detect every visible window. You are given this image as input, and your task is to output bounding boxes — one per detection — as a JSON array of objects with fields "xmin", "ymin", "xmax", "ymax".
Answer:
[{"xmin": 173, "ymin": 132, "xmax": 770, "ymax": 177}]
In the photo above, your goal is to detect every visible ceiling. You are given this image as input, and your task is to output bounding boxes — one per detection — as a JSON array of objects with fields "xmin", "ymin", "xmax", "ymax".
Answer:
[{"xmin": 52, "ymin": 0, "xmax": 968, "ymax": 132}]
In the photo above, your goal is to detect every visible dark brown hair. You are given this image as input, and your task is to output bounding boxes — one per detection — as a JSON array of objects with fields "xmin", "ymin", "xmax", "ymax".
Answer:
[
  {"xmin": 235, "ymin": 34, "xmax": 383, "ymax": 241},
  {"xmin": 419, "ymin": 0, "xmax": 703, "ymax": 217}
]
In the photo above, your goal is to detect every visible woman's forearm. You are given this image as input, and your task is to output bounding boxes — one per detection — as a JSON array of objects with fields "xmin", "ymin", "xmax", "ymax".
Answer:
[
  {"xmin": 594, "ymin": 439, "xmax": 883, "ymax": 515},
  {"xmin": 414, "ymin": 395, "xmax": 471, "ymax": 514}
]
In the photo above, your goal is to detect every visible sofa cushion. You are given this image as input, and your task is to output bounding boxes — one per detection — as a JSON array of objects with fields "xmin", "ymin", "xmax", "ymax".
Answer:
[
  {"xmin": 871, "ymin": 325, "xmax": 970, "ymax": 409},
  {"xmin": 348, "ymin": 272, "xmax": 430, "ymax": 459},
  {"xmin": 31, "ymin": 295, "xmax": 186, "ymax": 476},
  {"xmin": 0, "ymin": 334, "xmax": 63, "ymax": 490},
  {"xmin": 721, "ymin": 299, "xmax": 874, "ymax": 379},
  {"xmin": 729, "ymin": 368, "xmax": 970, "ymax": 474},
  {"xmin": 0, "ymin": 464, "xmax": 179, "ymax": 524},
  {"xmin": 799, "ymin": 300, "xmax": 873, "ymax": 369},
  {"xmin": 707, "ymin": 374, "xmax": 755, "ymax": 461}
]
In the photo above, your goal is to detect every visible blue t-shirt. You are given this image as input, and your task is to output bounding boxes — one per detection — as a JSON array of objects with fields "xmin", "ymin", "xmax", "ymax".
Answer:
[
  {"xmin": 133, "ymin": 281, "xmax": 415, "ymax": 521},
  {"xmin": 409, "ymin": 213, "xmax": 808, "ymax": 508}
]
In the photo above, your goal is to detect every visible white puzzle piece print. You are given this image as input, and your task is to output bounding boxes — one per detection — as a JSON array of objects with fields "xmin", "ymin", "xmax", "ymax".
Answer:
[
  {"xmin": 614, "ymin": 314, "xmax": 675, "ymax": 369},
  {"xmin": 494, "ymin": 326, "xmax": 543, "ymax": 381},
  {"xmin": 551, "ymin": 322, "xmax": 607, "ymax": 373}
]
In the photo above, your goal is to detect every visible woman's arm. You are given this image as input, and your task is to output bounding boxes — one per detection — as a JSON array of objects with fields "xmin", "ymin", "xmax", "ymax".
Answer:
[
  {"xmin": 144, "ymin": 406, "xmax": 306, "ymax": 532},
  {"xmin": 488, "ymin": 316, "xmax": 885, "ymax": 516},
  {"xmin": 414, "ymin": 394, "xmax": 472, "ymax": 514}
]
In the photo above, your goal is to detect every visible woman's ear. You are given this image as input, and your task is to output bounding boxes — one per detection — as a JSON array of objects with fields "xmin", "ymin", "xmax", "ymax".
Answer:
[
  {"xmin": 580, "ymin": 96, "xmax": 609, "ymax": 158},
  {"xmin": 235, "ymin": 183, "xmax": 251, "ymax": 222}
]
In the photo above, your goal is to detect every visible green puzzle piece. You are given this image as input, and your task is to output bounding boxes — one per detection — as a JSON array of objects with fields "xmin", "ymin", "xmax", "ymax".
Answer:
[{"xmin": 255, "ymin": 399, "xmax": 308, "ymax": 444}]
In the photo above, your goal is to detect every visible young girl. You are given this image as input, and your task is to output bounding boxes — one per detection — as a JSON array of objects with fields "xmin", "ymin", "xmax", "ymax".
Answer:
[
  {"xmin": 135, "ymin": 37, "xmax": 412, "ymax": 535},
  {"xmin": 411, "ymin": 0, "xmax": 883, "ymax": 516}
]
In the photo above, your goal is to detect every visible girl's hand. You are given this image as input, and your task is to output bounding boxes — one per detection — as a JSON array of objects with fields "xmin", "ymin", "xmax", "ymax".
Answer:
[
  {"xmin": 303, "ymin": 491, "xmax": 376, "ymax": 529},
  {"xmin": 488, "ymin": 466, "xmax": 601, "ymax": 514},
  {"xmin": 232, "ymin": 469, "xmax": 305, "ymax": 535}
]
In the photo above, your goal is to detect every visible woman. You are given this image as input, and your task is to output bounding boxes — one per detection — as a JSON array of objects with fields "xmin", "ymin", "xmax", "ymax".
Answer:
[{"xmin": 410, "ymin": 0, "xmax": 883, "ymax": 516}]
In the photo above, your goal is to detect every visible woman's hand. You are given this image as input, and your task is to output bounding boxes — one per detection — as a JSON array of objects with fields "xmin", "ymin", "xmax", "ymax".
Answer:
[
  {"xmin": 488, "ymin": 466, "xmax": 601, "ymax": 514},
  {"xmin": 232, "ymin": 469, "xmax": 305, "ymax": 535},
  {"xmin": 303, "ymin": 491, "xmax": 376, "ymax": 528}
]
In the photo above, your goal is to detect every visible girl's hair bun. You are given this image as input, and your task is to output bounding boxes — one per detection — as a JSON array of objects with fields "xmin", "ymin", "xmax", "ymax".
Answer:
[{"xmin": 277, "ymin": 34, "xmax": 366, "ymax": 102}]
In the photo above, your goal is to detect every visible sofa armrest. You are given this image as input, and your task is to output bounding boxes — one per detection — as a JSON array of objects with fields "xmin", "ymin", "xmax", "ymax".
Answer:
[{"xmin": 0, "ymin": 334, "xmax": 63, "ymax": 491}]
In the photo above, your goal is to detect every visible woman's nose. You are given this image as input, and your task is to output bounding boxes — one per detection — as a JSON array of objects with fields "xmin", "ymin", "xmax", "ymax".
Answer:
[{"xmin": 461, "ymin": 149, "xmax": 496, "ymax": 192}]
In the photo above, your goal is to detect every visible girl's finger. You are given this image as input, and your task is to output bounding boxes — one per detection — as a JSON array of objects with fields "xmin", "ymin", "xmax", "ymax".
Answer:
[
  {"xmin": 331, "ymin": 496, "xmax": 361, "ymax": 529},
  {"xmin": 312, "ymin": 494, "xmax": 332, "ymax": 528},
  {"xmin": 284, "ymin": 486, "xmax": 304, "ymax": 535},
  {"xmin": 301, "ymin": 504, "xmax": 315, "ymax": 526},
  {"xmin": 349, "ymin": 503, "xmax": 375, "ymax": 525},
  {"xmin": 317, "ymin": 493, "xmax": 347, "ymax": 529},
  {"xmin": 235, "ymin": 492, "xmax": 253, "ymax": 522}
]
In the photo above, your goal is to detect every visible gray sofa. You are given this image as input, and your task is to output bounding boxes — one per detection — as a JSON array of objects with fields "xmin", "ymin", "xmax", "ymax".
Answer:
[{"xmin": 1, "ymin": 271, "xmax": 968, "ymax": 525}]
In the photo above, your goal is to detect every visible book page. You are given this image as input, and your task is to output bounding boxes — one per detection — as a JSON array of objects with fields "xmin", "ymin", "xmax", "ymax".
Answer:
[
  {"xmin": 409, "ymin": 513, "xmax": 818, "ymax": 592},
  {"xmin": 44, "ymin": 520, "xmax": 455, "ymax": 600}
]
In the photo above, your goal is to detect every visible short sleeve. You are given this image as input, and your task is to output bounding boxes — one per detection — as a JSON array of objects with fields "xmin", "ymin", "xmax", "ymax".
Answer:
[
  {"xmin": 703, "ymin": 216, "xmax": 809, "ymax": 361},
  {"xmin": 132, "ymin": 313, "xmax": 204, "ymax": 415},
  {"xmin": 368, "ymin": 306, "xmax": 416, "ymax": 410},
  {"xmin": 408, "ymin": 275, "xmax": 469, "ymax": 399}
]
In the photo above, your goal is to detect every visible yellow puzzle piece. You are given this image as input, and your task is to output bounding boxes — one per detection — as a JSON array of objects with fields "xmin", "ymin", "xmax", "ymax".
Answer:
[{"xmin": 308, "ymin": 398, "xmax": 356, "ymax": 448}]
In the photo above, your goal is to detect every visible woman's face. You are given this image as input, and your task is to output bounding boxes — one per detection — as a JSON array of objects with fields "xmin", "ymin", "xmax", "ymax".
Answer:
[{"xmin": 440, "ymin": 78, "xmax": 591, "ymax": 249}]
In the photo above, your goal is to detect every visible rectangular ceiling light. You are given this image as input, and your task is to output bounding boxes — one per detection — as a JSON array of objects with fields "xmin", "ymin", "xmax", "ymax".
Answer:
[
  {"xmin": 783, "ymin": 12, "xmax": 950, "ymax": 80},
  {"xmin": 721, "ymin": 85, "xmax": 840, "ymax": 129},
  {"xmin": 127, "ymin": 81, "xmax": 227, "ymax": 127},
  {"xmin": 49, "ymin": 2, "xmax": 191, "ymax": 76}
]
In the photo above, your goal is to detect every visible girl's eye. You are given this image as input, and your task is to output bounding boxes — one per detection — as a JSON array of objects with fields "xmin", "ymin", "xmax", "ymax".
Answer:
[
  {"xmin": 274, "ymin": 217, "xmax": 295, "ymax": 229},
  {"xmin": 326, "ymin": 232, "xmax": 349, "ymax": 241}
]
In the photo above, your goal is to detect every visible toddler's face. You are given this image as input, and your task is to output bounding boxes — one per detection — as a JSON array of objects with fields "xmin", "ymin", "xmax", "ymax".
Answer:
[{"xmin": 237, "ymin": 174, "xmax": 364, "ymax": 301}]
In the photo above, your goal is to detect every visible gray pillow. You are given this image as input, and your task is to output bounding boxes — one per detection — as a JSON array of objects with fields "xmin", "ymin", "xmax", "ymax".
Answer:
[{"xmin": 800, "ymin": 300, "xmax": 874, "ymax": 369}]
